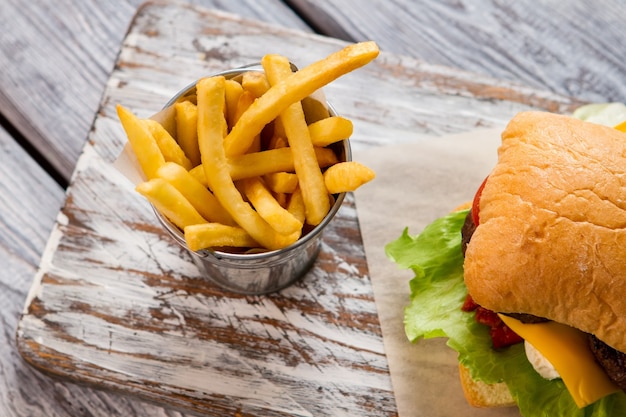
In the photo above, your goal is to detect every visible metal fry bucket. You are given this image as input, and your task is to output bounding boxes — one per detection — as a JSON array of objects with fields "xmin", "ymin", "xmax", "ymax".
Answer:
[{"xmin": 150, "ymin": 64, "xmax": 350, "ymax": 295}]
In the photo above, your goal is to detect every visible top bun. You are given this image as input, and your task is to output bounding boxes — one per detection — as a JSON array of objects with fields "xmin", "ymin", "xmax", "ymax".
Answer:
[{"xmin": 464, "ymin": 111, "xmax": 626, "ymax": 352}]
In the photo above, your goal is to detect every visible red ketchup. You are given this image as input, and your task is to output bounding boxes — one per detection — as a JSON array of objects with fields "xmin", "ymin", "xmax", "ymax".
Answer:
[{"xmin": 462, "ymin": 294, "xmax": 523, "ymax": 349}]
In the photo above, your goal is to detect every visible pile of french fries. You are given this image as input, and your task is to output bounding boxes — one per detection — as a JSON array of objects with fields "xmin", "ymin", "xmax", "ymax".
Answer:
[{"xmin": 117, "ymin": 41, "xmax": 378, "ymax": 252}]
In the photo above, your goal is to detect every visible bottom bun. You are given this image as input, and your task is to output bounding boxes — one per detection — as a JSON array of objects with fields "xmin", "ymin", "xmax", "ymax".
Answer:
[{"xmin": 458, "ymin": 364, "xmax": 516, "ymax": 408}]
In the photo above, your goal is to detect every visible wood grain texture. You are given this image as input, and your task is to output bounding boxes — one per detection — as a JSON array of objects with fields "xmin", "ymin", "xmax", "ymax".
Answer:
[
  {"xmin": 14, "ymin": 2, "xmax": 583, "ymax": 416},
  {"xmin": 285, "ymin": 0, "xmax": 626, "ymax": 103},
  {"xmin": 17, "ymin": 4, "xmax": 396, "ymax": 417},
  {"xmin": 0, "ymin": 1, "xmax": 306, "ymax": 416},
  {"xmin": 0, "ymin": 0, "xmax": 310, "ymax": 184},
  {"xmin": 0, "ymin": 126, "xmax": 190, "ymax": 417}
]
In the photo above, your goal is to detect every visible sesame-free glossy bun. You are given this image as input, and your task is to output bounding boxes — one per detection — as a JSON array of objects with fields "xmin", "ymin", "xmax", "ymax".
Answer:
[
  {"xmin": 464, "ymin": 111, "xmax": 626, "ymax": 352},
  {"xmin": 458, "ymin": 364, "xmax": 515, "ymax": 408}
]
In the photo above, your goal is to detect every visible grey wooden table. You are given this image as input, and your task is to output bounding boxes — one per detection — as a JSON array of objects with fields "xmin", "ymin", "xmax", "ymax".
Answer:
[{"xmin": 0, "ymin": 1, "xmax": 622, "ymax": 416}]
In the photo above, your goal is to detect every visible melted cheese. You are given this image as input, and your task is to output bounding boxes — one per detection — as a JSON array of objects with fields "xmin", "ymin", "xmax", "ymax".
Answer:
[
  {"xmin": 524, "ymin": 341, "xmax": 560, "ymax": 380},
  {"xmin": 499, "ymin": 314, "xmax": 621, "ymax": 408},
  {"xmin": 614, "ymin": 120, "xmax": 626, "ymax": 132}
]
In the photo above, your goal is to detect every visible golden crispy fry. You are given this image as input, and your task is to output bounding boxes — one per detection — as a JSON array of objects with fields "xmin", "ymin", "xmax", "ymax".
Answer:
[
  {"xmin": 135, "ymin": 178, "xmax": 207, "ymax": 229},
  {"xmin": 143, "ymin": 119, "xmax": 193, "ymax": 170},
  {"xmin": 117, "ymin": 104, "xmax": 165, "ymax": 179},
  {"xmin": 188, "ymin": 146, "xmax": 338, "ymax": 184},
  {"xmin": 231, "ymin": 146, "xmax": 338, "ymax": 181},
  {"xmin": 184, "ymin": 223, "xmax": 258, "ymax": 251},
  {"xmin": 174, "ymin": 101, "xmax": 201, "ymax": 167},
  {"xmin": 224, "ymin": 79, "xmax": 244, "ymax": 129},
  {"xmin": 187, "ymin": 164, "xmax": 207, "ymax": 186},
  {"xmin": 155, "ymin": 162, "xmax": 235, "ymax": 226},
  {"xmin": 268, "ymin": 134, "xmax": 288, "ymax": 149},
  {"xmin": 274, "ymin": 192, "xmax": 289, "ymax": 209},
  {"xmin": 264, "ymin": 54, "xmax": 330, "ymax": 226},
  {"xmin": 241, "ymin": 71, "xmax": 270, "ymax": 98},
  {"xmin": 223, "ymin": 41, "xmax": 379, "ymax": 157},
  {"xmin": 323, "ymin": 161, "xmax": 376, "ymax": 193},
  {"xmin": 196, "ymin": 76, "xmax": 297, "ymax": 250},
  {"xmin": 309, "ymin": 116, "xmax": 353, "ymax": 147},
  {"xmin": 248, "ymin": 136, "xmax": 262, "ymax": 154},
  {"xmin": 272, "ymin": 118, "xmax": 286, "ymax": 141},
  {"xmin": 233, "ymin": 91, "xmax": 261, "ymax": 153},
  {"xmin": 264, "ymin": 172, "xmax": 299, "ymax": 193},
  {"xmin": 301, "ymin": 97, "xmax": 331, "ymax": 124},
  {"xmin": 232, "ymin": 90, "xmax": 255, "ymax": 126},
  {"xmin": 287, "ymin": 187, "xmax": 306, "ymax": 225},
  {"xmin": 241, "ymin": 177, "xmax": 302, "ymax": 235}
]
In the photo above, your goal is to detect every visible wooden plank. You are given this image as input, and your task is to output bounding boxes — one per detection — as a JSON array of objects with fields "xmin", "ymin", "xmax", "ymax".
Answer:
[
  {"xmin": 0, "ymin": 126, "xmax": 62, "ymax": 416},
  {"xmin": 0, "ymin": 0, "xmax": 311, "ymax": 184},
  {"xmin": 0, "ymin": 127, "xmax": 190, "ymax": 416},
  {"xmin": 14, "ymin": 2, "xmax": 584, "ymax": 417},
  {"xmin": 16, "ymin": 4, "xmax": 395, "ymax": 417},
  {"xmin": 285, "ymin": 0, "xmax": 626, "ymax": 103}
]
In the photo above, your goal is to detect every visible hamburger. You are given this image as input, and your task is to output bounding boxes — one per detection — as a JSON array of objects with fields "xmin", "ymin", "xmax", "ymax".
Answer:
[{"xmin": 386, "ymin": 110, "xmax": 626, "ymax": 415}]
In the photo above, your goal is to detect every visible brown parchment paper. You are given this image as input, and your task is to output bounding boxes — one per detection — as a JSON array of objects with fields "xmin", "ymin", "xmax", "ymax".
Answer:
[{"xmin": 353, "ymin": 128, "xmax": 522, "ymax": 417}]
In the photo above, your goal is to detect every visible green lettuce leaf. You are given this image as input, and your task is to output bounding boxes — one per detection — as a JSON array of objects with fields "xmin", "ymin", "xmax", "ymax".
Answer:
[
  {"xmin": 572, "ymin": 102, "xmax": 626, "ymax": 126},
  {"xmin": 385, "ymin": 209, "xmax": 626, "ymax": 416}
]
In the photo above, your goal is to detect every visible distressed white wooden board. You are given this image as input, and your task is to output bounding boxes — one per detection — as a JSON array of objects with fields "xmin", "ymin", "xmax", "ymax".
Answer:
[
  {"xmin": 0, "ymin": 120, "xmax": 187, "ymax": 417},
  {"xmin": 16, "ymin": 2, "xmax": 582, "ymax": 417},
  {"xmin": 19, "ymin": 145, "xmax": 390, "ymax": 417},
  {"xmin": 20, "ymin": 142, "xmax": 388, "ymax": 417}
]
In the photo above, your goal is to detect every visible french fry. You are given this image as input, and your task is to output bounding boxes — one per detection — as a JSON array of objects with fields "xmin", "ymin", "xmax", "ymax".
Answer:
[
  {"xmin": 241, "ymin": 71, "xmax": 270, "ymax": 98},
  {"xmin": 184, "ymin": 223, "xmax": 258, "ymax": 251},
  {"xmin": 229, "ymin": 147, "xmax": 338, "ymax": 181},
  {"xmin": 228, "ymin": 148, "xmax": 294, "ymax": 180},
  {"xmin": 274, "ymin": 192, "xmax": 289, "ymax": 209},
  {"xmin": 233, "ymin": 90, "xmax": 256, "ymax": 125},
  {"xmin": 241, "ymin": 177, "xmax": 302, "ymax": 235},
  {"xmin": 323, "ymin": 161, "xmax": 376, "ymax": 193},
  {"xmin": 224, "ymin": 79, "xmax": 244, "ymax": 129},
  {"xmin": 188, "ymin": 146, "xmax": 338, "ymax": 185},
  {"xmin": 233, "ymin": 91, "xmax": 261, "ymax": 153},
  {"xmin": 248, "ymin": 136, "xmax": 262, "ymax": 154},
  {"xmin": 287, "ymin": 187, "xmax": 306, "ymax": 225},
  {"xmin": 272, "ymin": 118, "xmax": 287, "ymax": 141},
  {"xmin": 196, "ymin": 76, "xmax": 297, "ymax": 250},
  {"xmin": 223, "ymin": 41, "xmax": 379, "ymax": 156},
  {"xmin": 268, "ymin": 134, "xmax": 288, "ymax": 150},
  {"xmin": 263, "ymin": 54, "xmax": 330, "ymax": 226},
  {"xmin": 264, "ymin": 172, "xmax": 299, "ymax": 194},
  {"xmin": 143, "ymin": 119, "xmax": 193, "ymax": 170},
  {"xmin": 119, "ymin": 42, "xmax": 379, "ymax": 253},
  {"xmin": 187, "ymin": 164, "xmax": 206, "ymax": 186},
  {"xmin": 301, "ymin": 96, "xmax": 331, "ymax": 124},
  {"xmin": 135, "ymin": 178, "xmax": 207, "ymax": 229},
  {"xmin": 156, "ymin": 162, "xmax": 235, "ymax": 226},
  {"xmin": 309, "ymin": 116, "xmax": 353, "ymax": 147},
  {"xmin": 174, "ymin": 101, "xmax": 201, "ymax": 167},
  {"xmin": 117, "ymin": 104, "xmax": 165, "ymax": 179}
]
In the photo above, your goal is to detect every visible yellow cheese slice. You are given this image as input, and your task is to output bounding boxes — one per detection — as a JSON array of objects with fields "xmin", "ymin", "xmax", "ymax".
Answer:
[
  {"xmin": 614, "ymin": 120, "xmax": 626, "ymax": 132},
  {"xmin": 499, "ymin": 314, "xmax": 621, "ymax": 408}
]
